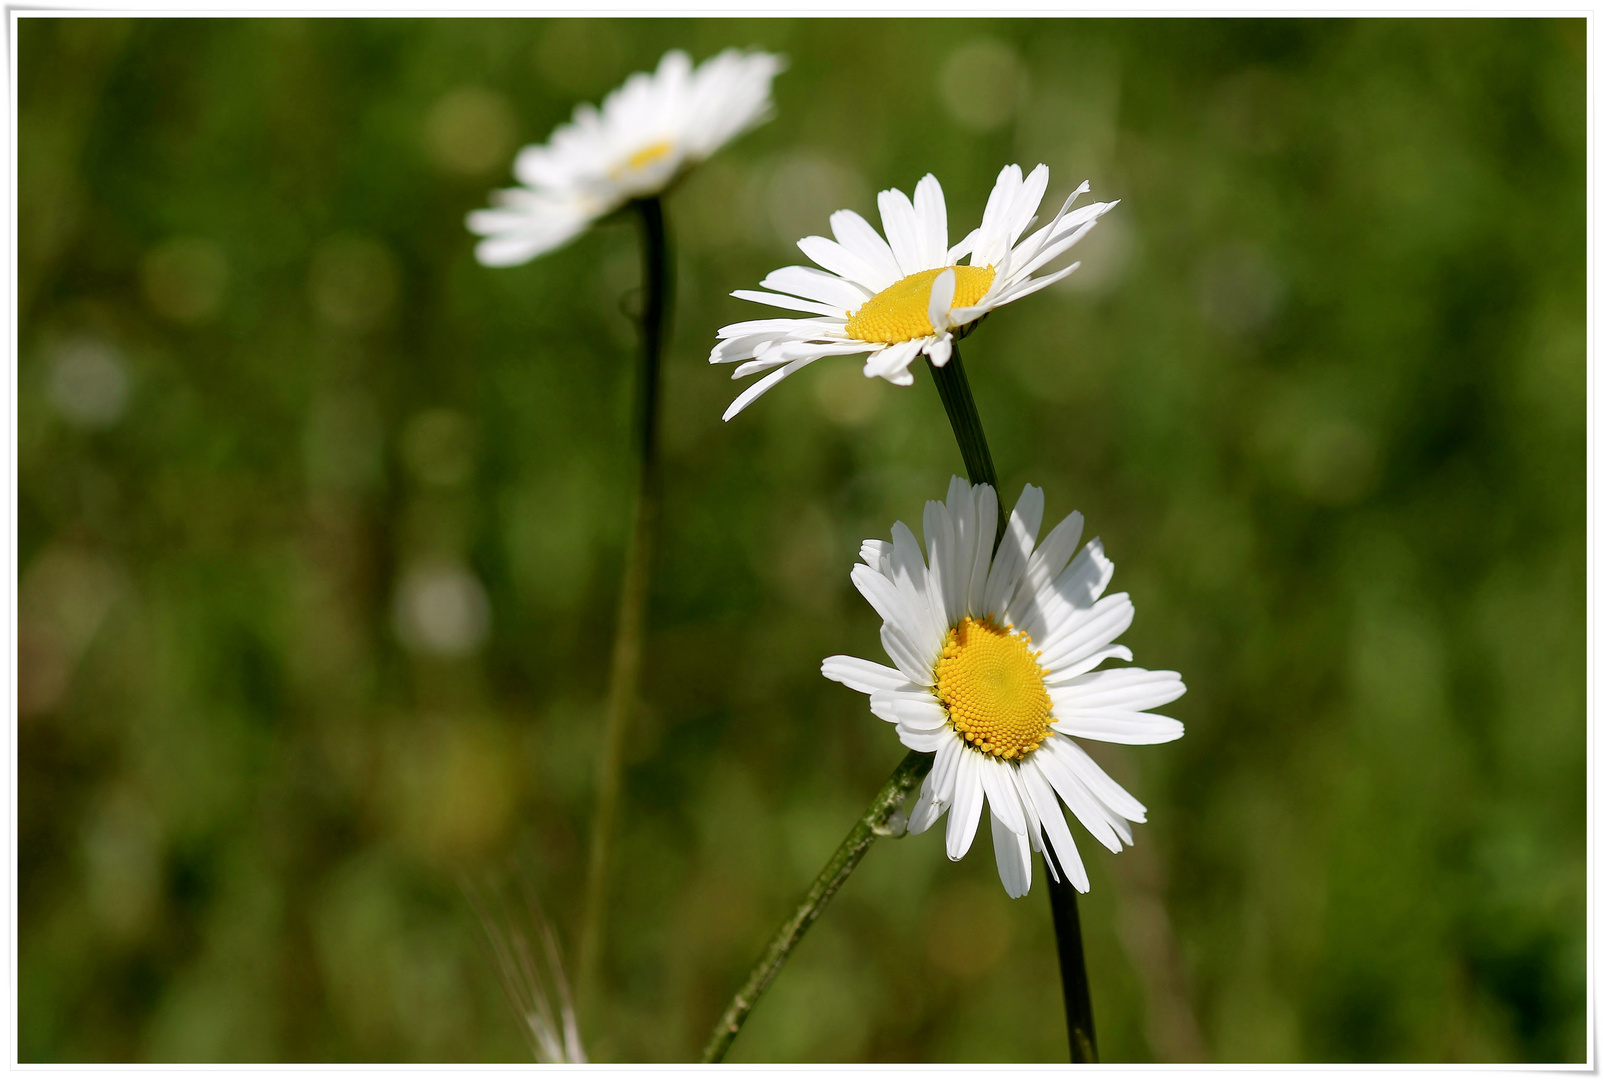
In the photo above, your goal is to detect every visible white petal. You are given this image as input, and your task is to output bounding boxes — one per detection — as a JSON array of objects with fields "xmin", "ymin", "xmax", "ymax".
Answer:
[
  {"xmin": 732, "ymin": 355, "xmax": 799, "ymax": 379},
  {"xmin": 908, "ymin": 781, "xmax": 945, "ymax": 835},
  {"xmin": 1019, "ymin": 757, "xmax": 1089, "ymax": 892},
  {"xmin": 912, "ymin": 173, "xmax": 948, "ymax": 270},
  {"xmin": 991, "ymin": 813, "xmax": 1032, "ymax": 899},
  {"xmin": 821, "ymin": 655, "xmax": 913, "ymax": 695},
  {"xmin": 880, "ymin": 623, "xmax": 934, "ymax": 686},
  {"xmin": 888, "ymin": 520, "xmax": 944, "ymax": 657},
  {"xmin": 875, "ymin": 692, "xmax": 949, "ymax": 731},
  {"xmin": 877, "ymin": 185, "xmax": 925, "ymax": 273},
  {"xmin": 922, "ymin": 498, "xmax": 959, "ymax": 633},
  {"xmin": 926, "ymin": 267, "xmax": 957, "ymax": 333},
  {"xmin": 798, "ymin": 234, "xmax": 890, "ymax": 293},
  {"xmin": 983, "ymin": 484, "xmax": 1044, "ymax": 618},
  {"xmin": 1051, "ymin": 737, "xmax": 1148, "ymax": 822},
  {"xmin": 721, "ymin": 356, "xmax": 817, "ymax": 421},
  {"xmin": 943, "ymin": 477, "xmax": 977, "ymax": 626},
  {"xmin": 760, "ymin": 264, "xmax": 872, "ymax": 310},
  {"xmin": 1035, "ymin": 739, "xmax": 1125, "ymax": 853},
  {"xmin": 945, "ymin": 747, "xmax": 986, "ymax": 860},
  {"xmin": 859, "ymin": 538, "xmax": 892, "ymax": 573},
  {"xmin": 1009, "ymin": 511, "xmax": 1085, "ymax": 639},
  {"xmin": 966, "ymin": 483, "xmax": 998, "ymax": 617},
  {"xmin": 863, "ymin": 339, "xmax": 923, "ymax": 383},
  {"xmin": 898, "ymin": 724, "xmax": 950, "ymax": 752},
  {"xmin": 1051, "ymin": 711, "xmax": 1185, "ymax": 746},
  {"xmin": 714, "ymin": 316, "xmax": 838, "ymax": 340},
  {"xmin": 1043, "ymin": 644, "xmax": 1134, "ymax": 684},
  {"xmin": 850, "ymin": 561, "xmax": 913, "ymax": 628},
  {"xmin": 729, "ymin": 289, "xmax": 844, "ymax": 318},
  {"xmin": 1027, "ymin": 540, "xmax": 1117, "ymax": 644},
  {"xmin": 828, "ymin": 208, "xmax": 901, "ymax": 288},
  {"xmin": 1037, "ymin": 593, "xmax": 1134, "ymax": 673},
  {"xmin": 978, "ymin": 755, "xmax": 1028, "ymax": 836},
  {"xmin": 1051, "ymin": 667, "xmax": 1187, "ymax": 713},
  {"xmin": 908, "ymin": 736, "xmax": 961, "ymax": 835}
]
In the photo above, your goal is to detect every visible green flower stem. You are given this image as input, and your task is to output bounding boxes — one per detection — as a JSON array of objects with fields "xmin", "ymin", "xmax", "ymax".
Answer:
[
  {"xmin": 700, "ymin": 750, "xmax": 934, "ymax": 1064},
  {"xmin": 926, "ymin": 341, "xmax": 1099, "ymax": 1064},
  {"xmin": 1048, "ymin": 868, "xmax": 1100, "ymax": 1063},
  {"xmin": 926, "ymin": 340, "xmax": 1001, "ymax": 501},
  {"xmin": 575, "ymin": 196, "xmax": 671, "ymax": 1024}
]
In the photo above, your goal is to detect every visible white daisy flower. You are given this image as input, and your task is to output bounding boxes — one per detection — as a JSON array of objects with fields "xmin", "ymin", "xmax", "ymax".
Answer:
[
  {"xmin": 822, "ymin": 477, "xmax": 1184, "ymax": 899},
  {"xmin": 468, "ymin": 48, "xmax": 784, "ymax": 267},
  {"xmin": 711, "ymin": 164, "xmax": 1117, "ymax": 420}
]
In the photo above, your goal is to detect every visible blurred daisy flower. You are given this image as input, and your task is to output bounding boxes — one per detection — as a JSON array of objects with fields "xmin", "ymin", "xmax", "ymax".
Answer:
[
  {"xmin": 468, "ymin": 48, "xmax": 784, "ymax": 266},
  {"xmin": 822, "ymin": 477, "xmax": 1184, "ymax": 898},
  {"xmin": 711, "ymin": 164, "xmax": 1116, "ymax": 420}
]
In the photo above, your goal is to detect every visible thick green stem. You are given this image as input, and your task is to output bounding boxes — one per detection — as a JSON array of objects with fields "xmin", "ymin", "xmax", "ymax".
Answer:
[
  {"xmin": 926, "ymin": 341, "xmax": 1099, "ymax": 1063},
  {"xmin": 575, "ymin": 197, "xmax": 671, "ymax": 1025},
  {"xmin": 700, "ymin": 751, "xmax": 933, "ymax": 1064}
]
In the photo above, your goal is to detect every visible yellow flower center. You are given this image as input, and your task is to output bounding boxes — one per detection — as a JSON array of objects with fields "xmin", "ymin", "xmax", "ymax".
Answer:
[
  {"xmin": 933, "ymin": 616, "xmax": 1054, "ymax": 760},
  {"xmin": 614, "ymin": 140, "xmax": 674, "ymax": 177},
  {"xmin": 844, "ymin": 265, "xmax": 996, "ymax": 344}
]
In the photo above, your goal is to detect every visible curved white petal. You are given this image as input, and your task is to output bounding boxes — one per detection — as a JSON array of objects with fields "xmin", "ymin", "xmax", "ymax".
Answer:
[
  {"xmin": 721, "ymin": 355, "xmax": 817, "ymax": 421},
  {"xmin": 991, "ymin": 813, "xmax": 1032, "ymax": 899},
  {"xmin": 760, "ymin": 265, "xmax": 873, "ymax": 310},
  {"xmin": 1051, "ymin": 710, "xmax": 1186, "ymax": 746},
  {"xmin": 877, "ymin": 185, "xmax": 925, "ymax": 273},
  {"xmin": 1050, "ymin": 737, "xmax": 1148, "ymax": 822},
  {"xmin": 922, "ymin": 498, "xmax": 959, "ymax": 631},
  {"xmin": 926, "ymin": 268, "xmax": 957, "ymax": 334},
  {"xmin": 966, "ymin": 483, "xmax": 999, "ymax": 617},
  {"xmin": 1037, "ymin": 593, "xmax": 1135, "ymax": 673},
  {"xmin": 978, "ymin": 755, "xmax": 1028, "ymax": 836},
  {"xmin": 1051, "ymin": 667, "xmax": 1187, "ymax": 714},
  {"xmin": 1035, "ymin": 739, "xmax": 1125, "ymax": 853},
  {"xmin": 912, "ymin": 173, "xmax": 949, "ymax": 270},
  {"xmin": 1019, "ymin": 757, "xmax": 1089, "ymax": 892},
  {"xmin": 983, "ymin": 484, "xmax": 1045, "ymax": 618},
  {"xmin": 821, "ymin": 655, "xmax": 911, "ymax": 695},
  {"xmin": 828, "ymin": 208, "xmax": 901, "ymax": 288},
  {"xmin": 945, "ymin": 747, "xmax": 986, "ymax": 860},
  {"xmin": 859, "ymin": 539, "xmax": 891, "ymax": 573},
  {"xmin": 729, "ymin": 289, "xmax": 844, "ymax": 318}
]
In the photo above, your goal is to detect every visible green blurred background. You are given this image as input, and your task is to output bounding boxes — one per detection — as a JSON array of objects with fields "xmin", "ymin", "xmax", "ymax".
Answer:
[{"xmin": 17, "ymin": 17, "xmax": 1586, "ymax": 1063}]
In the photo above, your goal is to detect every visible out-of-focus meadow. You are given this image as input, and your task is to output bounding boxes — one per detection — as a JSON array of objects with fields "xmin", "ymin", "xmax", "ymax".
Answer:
[{"xmin": 17, "ymin": 17, "xmax": 1586, "ymax": 1063}]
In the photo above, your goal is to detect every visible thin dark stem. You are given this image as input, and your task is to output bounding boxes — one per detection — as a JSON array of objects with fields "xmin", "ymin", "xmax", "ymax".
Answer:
[
  {"xmin": 1048, "ymin": 874, "xmax": 1099, "ymax": 1062},
  {"xmin": 700, "ymin": 750, "xmax": 933, "ymax": 1064},
  {"xmin": 575, "ymin": 196, "xmax": 672, "ymax": 1026},
  {"xmin": 925, "ymin": 340, "xmax": 1099, "ymax": 1063},
  {"xmin": 926, "ymin": 343, "xmax": 1000, "ymax": 497}
]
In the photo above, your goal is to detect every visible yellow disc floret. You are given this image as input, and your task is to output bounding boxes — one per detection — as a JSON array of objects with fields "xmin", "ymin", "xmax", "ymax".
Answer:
[
  {"xmin": 933, "ymin": 616, "xmax": 1054, "ymax": 760},
  {"xmin": 845, "ymin": 265, "xmax": 996, "ymax": 344},
  {"xmin": 614, "ymin": 139, "xmax": 674, "ymax": 177}
]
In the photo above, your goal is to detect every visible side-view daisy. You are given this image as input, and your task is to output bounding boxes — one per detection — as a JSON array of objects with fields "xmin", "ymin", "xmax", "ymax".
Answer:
[
  {"xmin": 711, "ymin": 164, "xmax": 1117, "ymax": 420},
  {"xmin": 822, "ymin": 477, "xmax": 1184, "ymax": 898},
  {"xmin": 468, "ymin": 48, "xmax": 784, "ymax": 266}
]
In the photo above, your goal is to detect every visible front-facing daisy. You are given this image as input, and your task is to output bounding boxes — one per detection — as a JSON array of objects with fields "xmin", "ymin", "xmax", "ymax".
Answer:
[
  {"xmin": 823, "ymin": 478, "xmax": 1184, "ymax": 898},
  {"xmin": 711, "ymin": 164, "xmax": 1117, "ymax": 420},
  {"xmin": 468, "ymin": 48, "xmax": 784, "ymax": 267}
]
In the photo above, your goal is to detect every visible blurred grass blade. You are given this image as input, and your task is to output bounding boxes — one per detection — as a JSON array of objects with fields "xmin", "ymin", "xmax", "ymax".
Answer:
[
  {"xmin": 576, "ymin": 195, "xmax": 673, "ymax": 1023},
  {"xmin": 466, "ymin": 869, "xmax": 588, "ymax": 1064}
]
